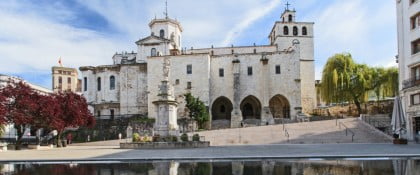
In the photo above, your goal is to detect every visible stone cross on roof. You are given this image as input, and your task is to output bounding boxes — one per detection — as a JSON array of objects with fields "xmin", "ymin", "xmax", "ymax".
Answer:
[{"xmin": 286, "ymin": 1, "xmax": 291, "ymax": 10}]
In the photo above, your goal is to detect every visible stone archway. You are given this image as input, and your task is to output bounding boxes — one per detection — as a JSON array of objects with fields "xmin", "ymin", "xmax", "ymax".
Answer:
[
  {"xmin": 211, "ymin": 96, "xmax": 233, "ymax": 129},
  {"xmin": 269, "ymin": 95, "xmax": 290, "ymax": 118},
  {"xmin": 240, "ymin": 95, "xmax": 262, "ymax": 120}
]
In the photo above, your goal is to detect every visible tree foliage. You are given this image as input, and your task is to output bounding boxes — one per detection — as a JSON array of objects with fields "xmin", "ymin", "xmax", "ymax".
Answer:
[
  {"xmin": 0, "ymin": 82, "xmax": 39, "ymax": 148},
  {"xmin": 0, "ymin": 93, "xmax": 6, "ymax": 125},
  {"xmin": 0, "ymin": 81, "xmax": 95, "ymax": 148},
  {"xmin": 320, "ymin": 53, "xmax": 399, "ymax": 115},
  {"xmin": 184, "ymin": 93, "xmax": 209, "ymax": 129}
]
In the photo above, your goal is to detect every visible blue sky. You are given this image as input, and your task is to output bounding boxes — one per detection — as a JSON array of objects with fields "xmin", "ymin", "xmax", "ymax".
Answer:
[{"xmin": 0, "ymin": 0, "xmax": 397, "ymax": 89}]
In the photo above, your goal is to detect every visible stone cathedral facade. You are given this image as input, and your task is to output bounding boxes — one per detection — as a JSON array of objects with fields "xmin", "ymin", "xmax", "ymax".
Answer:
[{"xmin": 79, "ymin": 9, "xmax": 316, "ymax": 128}]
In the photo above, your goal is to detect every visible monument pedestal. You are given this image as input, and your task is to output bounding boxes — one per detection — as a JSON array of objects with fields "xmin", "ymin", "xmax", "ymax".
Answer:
[{"xmin": 153, "ymin": 79, "xmax": 179, "ymax": 137}]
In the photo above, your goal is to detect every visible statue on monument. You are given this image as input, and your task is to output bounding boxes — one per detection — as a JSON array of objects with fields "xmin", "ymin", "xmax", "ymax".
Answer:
[{"xmin": 163, "ymin": 56, "xmax": 171, "ymax": 80}]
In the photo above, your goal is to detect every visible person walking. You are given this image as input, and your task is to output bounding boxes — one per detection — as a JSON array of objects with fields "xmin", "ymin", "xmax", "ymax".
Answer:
[{"xmin": 66, "ymin": 133, "xmax": 73, "ymax": 145}]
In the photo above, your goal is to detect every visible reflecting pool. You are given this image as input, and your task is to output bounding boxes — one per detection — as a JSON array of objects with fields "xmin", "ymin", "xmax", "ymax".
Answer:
[{"xmin": 0, "ymin": 158, "xmax": 419, "ymax": 175}]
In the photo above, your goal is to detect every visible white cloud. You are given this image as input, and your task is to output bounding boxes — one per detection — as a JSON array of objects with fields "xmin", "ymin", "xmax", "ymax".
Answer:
[
  {"xmin": 220, "ymin": 0, "xmax": 281, "ymax": 46},
  {"xmin": 0, "ymin": 0, "xmax": 397, "ymax": 87},
  {"xmin": 0, "ymin": 6, "xmax": 120, "ymax": 73},
  {"xmin": 306, "ymin": 0, "xmax": 397, "ymax": 79}
]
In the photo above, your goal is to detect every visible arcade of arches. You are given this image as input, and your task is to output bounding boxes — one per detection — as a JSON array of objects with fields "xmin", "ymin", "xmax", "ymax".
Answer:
[
  {"xmin": 211, "ymin": 95, "xmax": 290, "ymax": 126},
  {"xmin": 240, "ymin": 95, "xmax": 262, "ymax": 120},
  {"xmin": 211, "ymin": 96, "xmax": 233, "ymax": 120},
  {"xmin": 269, "ymin": 95, "xmax": 290, "ymax": 118}
]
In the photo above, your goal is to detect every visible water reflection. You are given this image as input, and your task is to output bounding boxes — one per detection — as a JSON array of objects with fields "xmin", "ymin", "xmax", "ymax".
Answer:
[{"xmin": 1, "ymin": 159, "xmax": 419, "ymax": 175}]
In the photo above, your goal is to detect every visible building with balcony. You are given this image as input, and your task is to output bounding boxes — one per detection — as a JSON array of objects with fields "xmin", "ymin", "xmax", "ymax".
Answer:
[{"xmin": 397, "ymin": 0, "xmax": 420, "ymax": 141}]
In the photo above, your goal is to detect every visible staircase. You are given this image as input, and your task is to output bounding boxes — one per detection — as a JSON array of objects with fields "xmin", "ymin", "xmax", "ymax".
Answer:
[{"xmin": 194, "ymin": 118, "xmax": 392, "ymax": 146}]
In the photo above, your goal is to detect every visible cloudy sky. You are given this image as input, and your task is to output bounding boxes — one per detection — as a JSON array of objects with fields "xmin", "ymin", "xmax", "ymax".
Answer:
[{"xmin": 0, "ymin": 0, "xmax": 397, "ymax": 89}]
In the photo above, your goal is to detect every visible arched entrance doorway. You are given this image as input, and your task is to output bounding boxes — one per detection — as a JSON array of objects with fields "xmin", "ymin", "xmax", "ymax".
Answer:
[
  {"xmin": 240, "ymin": 95, "xmax": 262, "ymax": 120},
  {"xmin": 269, "ymin": 95, "xmax": 290, "ymax": 119},
  {"xmin": 211, "ymin": 96, "xmax": 233, "ymax": 129}
]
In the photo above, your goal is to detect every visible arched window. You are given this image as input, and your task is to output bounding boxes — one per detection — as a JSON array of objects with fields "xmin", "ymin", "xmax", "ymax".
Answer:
[
  {"xmin": 110, "ymin": 76, "xmax": 115, "ymax": 90},
  {"xmin": 160, "ymin": 29, "xmax": 165, "ymax": 38},
  {"xmin": 97, "ymin": 77, "xmax": 101, "ymax": 91},
  {"xmin": 293, "ymin": 26, "xmax": 298, "ymax": 36},
  {"xmin": 83, "ymin": 77, "xmax": 87, "ymax": 91},
  {"xmin": 151, "ymin": 48, "xmax": 157, "ymax": 56},
  {"xmin": 302, "ymin": 26, "xmax": 307, "ymax": 35},
  {"xmin": 288, "ymin": 14, "xmax": 293, "ymax": 22},
  {"xmin": 283, "ymin": 26, "xmax": 289, "ymax": 35}
]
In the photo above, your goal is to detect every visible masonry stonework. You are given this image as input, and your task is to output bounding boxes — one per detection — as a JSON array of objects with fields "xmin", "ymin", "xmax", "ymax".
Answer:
[{"xmin": 80, "ymin": 8, "xmax": 315, "ymax": 128}]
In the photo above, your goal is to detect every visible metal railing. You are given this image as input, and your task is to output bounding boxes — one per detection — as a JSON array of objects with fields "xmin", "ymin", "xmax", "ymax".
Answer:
[
  {"xmin": 338, "ymin": 122, "xmax": 355, "ymax": 142},
  {"xmin": 282, "ymin": 118, "xmax": 290, "ymax": 143}
]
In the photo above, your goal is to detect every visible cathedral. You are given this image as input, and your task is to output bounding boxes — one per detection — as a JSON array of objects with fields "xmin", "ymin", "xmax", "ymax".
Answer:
[{"xmin": 79, "ymin": 8, "xmax": 316, "ymax": 128}]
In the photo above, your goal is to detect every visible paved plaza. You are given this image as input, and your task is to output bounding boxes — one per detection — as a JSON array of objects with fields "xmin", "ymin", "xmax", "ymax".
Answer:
[{"xmin": 0, "ymin": 144, "xmax": 419, "ymax": 162}]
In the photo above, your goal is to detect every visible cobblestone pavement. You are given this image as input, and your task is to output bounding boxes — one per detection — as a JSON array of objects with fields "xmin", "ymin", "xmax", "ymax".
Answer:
[{"xmin": 0, "ymin": 144, "xmax": 419, "ymax": 162}]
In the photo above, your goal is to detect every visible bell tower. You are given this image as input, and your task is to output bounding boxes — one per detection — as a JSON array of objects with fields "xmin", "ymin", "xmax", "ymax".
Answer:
[
  {"xmin": 135, "ymin": 0, "xmax": 183, "ymax": 63},
  {"xmin": 269, "ymin": 2, "xmax": 316, "ymax": 114}
]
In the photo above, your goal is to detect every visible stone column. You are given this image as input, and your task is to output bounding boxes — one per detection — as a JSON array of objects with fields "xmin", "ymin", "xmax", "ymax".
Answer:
[
  {"xmin": 153, "ymin": 57, "xmax": 179, "ymax": 137},
  {"xmin": 260, "ymin": 55, "xmax": 274, "ymax": 125},
  {"xmin": 231, "ymin": 60, "xmax": 243, "ymax": 128},
  {"xmin": 232, "ymin": 162, "xmax": 244, "ymax": 175},
  {"xmin": 262, "ymin": 161, "xmax": 275, "ymax": 175},
  {"xmin": 291, "ymin": 40, "xmax": 302, "ymax": 121}
]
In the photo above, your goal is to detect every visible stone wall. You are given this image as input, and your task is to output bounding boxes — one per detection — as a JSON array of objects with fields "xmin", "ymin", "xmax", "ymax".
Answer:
[
  {"xmin": 147, "ymin": 54, "xmax": 211, "ymax": 119},
  {"xmin": 313, "ymin": 100, "xmax": 394, "ymax": 117}
]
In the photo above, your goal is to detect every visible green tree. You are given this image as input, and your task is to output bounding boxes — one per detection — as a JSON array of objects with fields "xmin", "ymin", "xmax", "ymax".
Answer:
[
  {"xmin": 184, "ymin": 93, "xmax": 209, "ymax": 129},
  {"xmin": 320, "ymin": 53, "xmax": 399, "ymax": 115}
]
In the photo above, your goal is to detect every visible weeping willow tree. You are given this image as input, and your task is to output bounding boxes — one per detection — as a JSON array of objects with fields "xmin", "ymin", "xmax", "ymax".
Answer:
[
  {"xmin": 321, "ymin": 53, "xmax": 399, "ymax": 115},
  {"xmin": 373, "ymin": 67, "xmax": 399, "ymax": 100}
]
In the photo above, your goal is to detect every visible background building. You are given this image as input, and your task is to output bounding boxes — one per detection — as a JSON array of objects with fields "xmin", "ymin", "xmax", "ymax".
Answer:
[
  {"xmin": 52, "ymin": 66, "xmax": 81, "ymax": 93},
  {"xmin": 397, "ymin": 0, "xmax": 420, "ymax": 141}
]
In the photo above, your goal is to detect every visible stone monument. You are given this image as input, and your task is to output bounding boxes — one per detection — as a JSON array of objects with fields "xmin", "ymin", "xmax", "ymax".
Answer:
[{"xmin": 153, "ymin": 56, "xmax": 179, "ymax": 137}]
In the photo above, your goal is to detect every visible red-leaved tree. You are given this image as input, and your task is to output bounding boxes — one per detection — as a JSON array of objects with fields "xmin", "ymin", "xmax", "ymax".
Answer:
[
  {"xmin": 53, "ymin": 92, "xmax": 95, "ymax": 147},
  {"xmin": 0, "ymin": 93, "xmax": 6, "ymax": 125},
  {"xmin": 0, "ymin": 82, "xmax": 39, "ymax": 149}
]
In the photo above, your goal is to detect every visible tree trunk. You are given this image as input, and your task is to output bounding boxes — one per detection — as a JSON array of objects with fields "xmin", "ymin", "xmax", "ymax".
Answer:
[
  {"xmin": 15, "ymin": 125, "xmax": 24, "ymax": 150},
  {"xmin": 354, "ymin": 100, "xmax": 362, "ymax": 116},
  {"xmin": 56, "ymin": 131, "xmax": 62, "ymax": 147}
]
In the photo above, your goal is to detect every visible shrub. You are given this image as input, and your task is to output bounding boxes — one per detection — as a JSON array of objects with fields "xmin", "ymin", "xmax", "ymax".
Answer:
[
  {"xmin": 132, "ymin": 133, "xmax": 140, "ymax": 142},
  {"xmin": 143, "ymin": 136, "xmax": 153, "ymax": 142},
  {"xmin": 192, "ymin": 134, "xmax": 200, "ymax": 141},
  {"xmin": 170, "ymin": 136, "xmax": 178, "ymax": 142},
  {"xmin": 153, "ymin": 135, "xmax": 160, "ymax": 142},
  {"xmin": 180, "ymin": 133, "xmax": 188, "ymax": 142}
]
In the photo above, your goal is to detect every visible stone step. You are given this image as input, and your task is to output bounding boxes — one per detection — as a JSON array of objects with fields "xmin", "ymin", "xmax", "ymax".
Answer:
[{"xmin": 195, "ymin": 118, "xmax": 392, "ymax": 146}]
